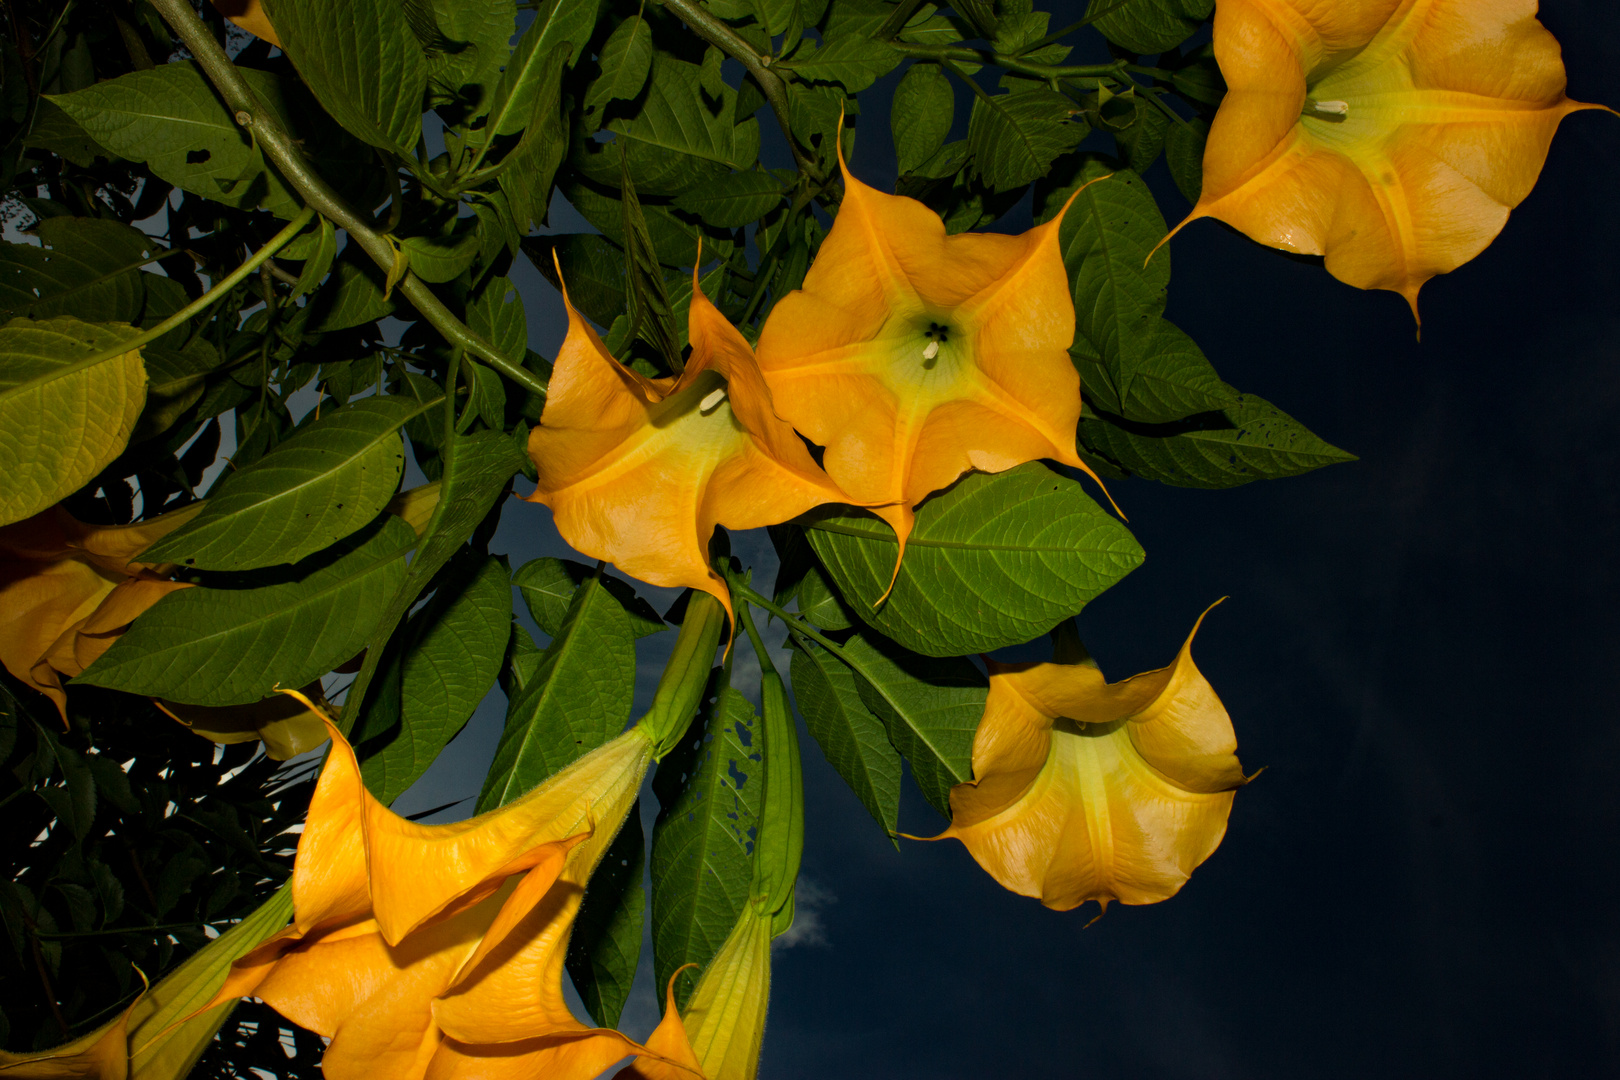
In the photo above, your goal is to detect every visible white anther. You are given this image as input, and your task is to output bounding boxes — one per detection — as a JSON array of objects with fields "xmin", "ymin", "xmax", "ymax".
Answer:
[
  {"xmin": 922, "ymin": 340, "xmax": 941, "ymax": 361},
  {"xmin": 699, "ymin": 387, "xmax": 729, "ymax": 414},
  {"xmin": 1312, "ymin": 99, "xmax": 1350, "ymax": 117}
]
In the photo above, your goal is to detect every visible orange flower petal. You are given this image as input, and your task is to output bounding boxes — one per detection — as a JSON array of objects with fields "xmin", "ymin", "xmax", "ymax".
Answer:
[
  {"xmin": 938, "ymin": 607, "xmax": 1246, "ymax": 911},
  {"xmin": 613, "ymin": 971, "xmax": 705, "ymax": 1080},
  {"xmin": 528, "ymin": 268, "xmax": 850, "ymax": 624},
  {"xmin": 1171, "ymin": 0, "xmax": 1612, "ymax": 317},
  {"xmin": 755, "ymin": 148, "xmax": 1103, "ymax": 577}
]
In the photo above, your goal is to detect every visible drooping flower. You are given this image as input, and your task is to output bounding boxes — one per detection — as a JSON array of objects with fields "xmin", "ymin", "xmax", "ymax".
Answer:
[
  {"xmin": 199, "ymin": 696, "xmax": 695, "ymax": 1080},
  {"xmin": 754, "ymin": 147, "xmax": 1108, "ymax": 585},
  {"xmin": 934, "ymin": 606, "xmax": 1247, "ymax": 912},
  {"xmin": 526, "ymin": 261, "xmax": 852, "ymax": 626},
  {"xmin": 0, "ymin": 506, "xmax": 196, "ymax": 723},
  {"xmin": 1164, "ymin": 0, "xmax": 1611, "ymax": 318}
]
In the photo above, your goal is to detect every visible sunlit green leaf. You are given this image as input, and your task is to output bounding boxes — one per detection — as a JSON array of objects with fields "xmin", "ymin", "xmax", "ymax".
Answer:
[{"xmin": 788, "ymin": 635, "xmax": 900, "ymax": 840}]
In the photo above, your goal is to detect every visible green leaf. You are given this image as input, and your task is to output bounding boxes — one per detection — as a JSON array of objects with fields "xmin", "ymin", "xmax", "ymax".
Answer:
[
  {"xmin": 566, "ymin": 807, "xmax": 645, "ymax": 1028},
  {"xmin": 0, "ymin": 317, "xmax": 145, "ymax": 528},
  {"xmin": 262, "ymin": 0, "xmax": 429, "ymax": 152},
  {"xmin": 524, "ymin": 234, "xmax": 625, "ymax": 328},
  {"xmin": 770, "ymin": 525, "xmax": 854, "ymax": 631},
  {"xmin": 305, "ymin": 259, "xmax": 395, "ymax": 333},
  {"xmin": 563, "ymin": 180, "xmax": 736, "ymax": 269},
  {"xmin": 1113, "ymin": 92, "xmax": 1170, "ymax": 173},
  {"xmin": 840, "ymin": 631, "xmax": 983, "ymax": 819},
  {"xmin": 1088, "ymin": 0, "xmax": 1206, "ymax": 55},
  {"xmin": 891, "ymin": 62, "xmax": 954, "ymax": 176},
  {"xmin": 967, "ymin": 88, "xmax": 1085, "ymax": 193},
  {"xmin": 1080, "ymin": 394, "xmax": 1357, "ymax": 488},
  {"xmin": 806, "ymin": 464, "xmax": 1143, "ymax": 656},
  {"xmin": 50, "ymin": 65, "xmax": 365, "ymax": 218},
  {"xmin": 497, "ymin": 42, "xmax": 571, "ymax": 232},
  {"xmin": 401, "ymin": 218, "xmax": 479, "ymax": 284},
  {"xmin": 651, "ymin": 682, "xmax": 762, "ymax": 1011},
  {"xmin": 1168, "ymin": 44, "xmax": 1225, "ymax": 107},
  {"xmin": 467, "ymin": 276, "xmax": 527, "ymax": 365},
  {"xmin": 141, "ymin": 396, "xmax": 435, "ymax": 571},
  {"xmin": 78, "ymin": 515, "xmax": 417, "ymax": 706},
  {"xmin": 584, "ymin": 10, "xmax": 653, "ymax": 116},
  {"xmin": 672, "ymin": 171, "xmax": 785, "ymax": 230},
  {"xmin": 576, "ymin": 54, "xmax": 762, "ymax": 197},
  {"xmin": 1041, "ymin": 158, "xmax": 1168, "ymax": 380},
  {"xmin": 619, "ymin": 159, "xmax": 683, "ymax": 370},
  {"xmin": 0, "ymin": 217, "xmax": 160, "ymax": 324},
  {"xmin": 478, "ymin": 570, "xmax": 637, "ymax": 810},
  {"xmin": 22, "ymin": 100, "xmax": 109, "ymax": 167},
  {"xmin": 788, "ymin": 636, "xmax": 900, "ymax": 840},
  {"xmin": 360, "ymin": 554, "xmax": 512, "ymax": 803},
  {"xmin": 1073, "ymin": 318, "xmax": 1237, "ymax": 423},
  {"xmin": 1165, "ymin": 116, "xmax": 1209, "ymax": 203},
  {"xmin": 289, "ymin": 217, "xmax": 338, "ymax": 300},
  {"xmin": 407, "ymin": 0, "xmax": 516, "ymax": 113},
  {"xmin": 779, "ymin": 36, "xmax": 901, "ymax": 92},
  {"xmin": 512, "ymin": 557, "xmax": 665, "ymax": 639}
]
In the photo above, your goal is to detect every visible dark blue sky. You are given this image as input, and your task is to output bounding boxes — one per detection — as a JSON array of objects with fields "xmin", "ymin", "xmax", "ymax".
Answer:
[{"xmin": 397, "ymin": 3, "xmax": 1620, "ymax": 1075}]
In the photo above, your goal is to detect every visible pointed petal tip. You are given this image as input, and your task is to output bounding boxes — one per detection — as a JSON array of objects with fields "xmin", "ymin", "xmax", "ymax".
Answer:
[{"xmin": 1148, "ymin": 207, "xmax": 1204, "ymax": 267}]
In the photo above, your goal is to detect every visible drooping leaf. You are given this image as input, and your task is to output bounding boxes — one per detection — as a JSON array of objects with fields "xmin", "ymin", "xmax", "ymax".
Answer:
[
  {"xmin": 788, "ymin": 635, "xmax": 900, "ymax": 840},
  {"xmin": 477, "ymin": 569, "xmax": 637, "ymax": 810},
  {"xmin": 141, "ymin": 396, "xmax": 437, "ymax": 571},
  {"xmin": 651, "ymin": 682, "xmax": 763, "ymax": 1011},
  {"xmin": 0, "ymin": 317, "xmax": 145, "ymax": 528},
  {"xmin": 967, "ymin": 88, "xmax": 1085, "ymax": 193},
  {"xmin": 891, "ymin": 61, "xmax": 954, "ymax": 176},
  {"xmin": 1079, "ymin": 394, "xmax": 1358, "ymax": 489},
  {"xmin": 262, "ymin": 0, "xmax": 430, "ymax": 152},
  {"xmin": 566, "ymin": 807, "xmax": 645, "ymax": 1028},
  {"xmin": 840, "ymin": 630, "xmax": 984, "ymax": 820},
  {"xmin": 511, "ymin": 557, "xmax": 665, "ymax": 639},
  {"xmin": 77, "ymin": 515, "xmax": 417, "ymax": 707},
  {"xmin": 360, "ymin": 553, "xmax": 512, "ymax": 803},
  {"xmin": 584, "ymin": 10, "xmax": 653, "ymax": 116},
  {"xmin": 806, "ymin": 464, "xmax": 1143, "ymax": 656}
]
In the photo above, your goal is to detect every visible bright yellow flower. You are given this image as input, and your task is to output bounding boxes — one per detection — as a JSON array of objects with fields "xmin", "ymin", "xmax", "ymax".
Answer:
[
  {"xmin": 200, "ymin": 698, "xmax": 696, "ymax": 1080},
  {"xmin": 935, "ymin": 607, "xmax": 1247, "ymax": 912},
  {"xmin": 754, "ymin": 149, "xmax": 1108, "ymax": 587},
  {"xmin": 0, "ymin": 506, "xmax": 196, "ymax": 723},
  {"xmin": 526, "ymin": 264, "xmax": 852, "ymax": 628},
  {"xmin": 1166, "ymin": 0, "xmax": 1611, "ymax": 318}
]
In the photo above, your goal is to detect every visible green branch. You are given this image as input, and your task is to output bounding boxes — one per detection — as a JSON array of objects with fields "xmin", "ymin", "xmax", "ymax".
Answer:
[
  {"xmin": 145, "ymin": 0, "xmax": 547, "ymax": 401},
  {"xmin": 655, "ymin": 0, "xmax": 825, "ymax": 183}
]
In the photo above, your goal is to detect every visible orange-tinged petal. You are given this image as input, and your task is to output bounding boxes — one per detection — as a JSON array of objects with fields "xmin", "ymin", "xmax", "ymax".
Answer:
[
  {"xmin": 1171, "ymin": 0, "xmax": 1612, "ymax": 317},
  {"xmin": 937, "ymin": 608, "xmax": 1246, "ymax": 911},
  {"xmin": 209, "ymin": 0, "xmax": 281, "ymax": 47},
  {"xmin": 156, "ymin": 684, "xmax": 333, "ymax": 761},
  {"xmin": 755, "ymin": 149, "xmax": 1103, "ymax": 572},
  {"xmin": 0, "ymin": 996, "xmax": 135, "ymax": 1079},
  {"xmin": 613, "ymin": 971, "xmax": 706, "ymax": 1080},
  {"xmin": 0, "ymin": 557, "xmax": 118, "ymax": 719},
  {"xmin": 528, "ymin": 269, "xmax": 850, "ymax": 623}
]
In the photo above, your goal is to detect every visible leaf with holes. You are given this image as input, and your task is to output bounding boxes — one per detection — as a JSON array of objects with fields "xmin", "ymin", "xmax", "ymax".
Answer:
[
  {"xmin": 566, "ymin": 807, "xmax": 645, "ymax": 1028},
  {"xmin": 0, "ymin": 217, "xmax": 161, "ymax": 324},
  {"xmin": 651, "ymin": 683, "xmax": 762, "ymax": 1011},
  {"xmin": 0, "ymin": 317, "xmax": 145, "ymax": 528},
  {"xmin": 141, "ymin": 396, "xmax": 437, "ymax": 571},
  {"xmin": 806, "ymin": 464, "xmax": 1142, "ymax": 656}
]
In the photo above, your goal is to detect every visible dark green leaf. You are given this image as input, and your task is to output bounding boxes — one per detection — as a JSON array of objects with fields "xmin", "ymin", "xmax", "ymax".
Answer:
[
  {"xmin": 620, "ymin": 159, "xmax": 683, "ymax": 370},
  {"xmin": 304, "ymin": 259, "xmax": 395, "ymax": 333},
  {"xmin": 23, "ymin": 100, "xmax": 109, "ymax": 167},
  {"xmin": 1088, "ymin": 0, "xmax": 1205, "ymax": 55},
  {"xmin": 78, "ymin": 516, "xmax": 417, "ymax": 707},
  {"xmin": 361, "ymin": 554, "xmax": 512, "ymax": 803},
  {"xmin": 779, "ymin": 36, "xmax": 901, "ymax": 92},
  {"xmin": 262, "ymin": 0, "xmax": 429, "ymax": 152},
  {"xmin": 840, "ymin": 631, "xmax": 983, "ymax": 819},
  {"xmin": 467, "ymin": 276, "xmax": 527, "ymax": 365},
  {"xmin": 142, "ymin": 396, "xmax": 436, "ymax": 571},
  {"xmin": 891, "ymin": 62, "xmax": 954, "ymax": 176},
  {"xmin": 673, "ymin": 171, "xmax": 785, "ymax": 230},
  {"xmin": 1079, "ymin": 394, "xmax": 1357, "ymax": 488},
  {"xmin": 1073, "ymin": 318, "xmax": 1237, "ymax": 422},
  {"xmin": 651, "ymin": 682, "xmax": 762, "ymax": 1011},
  {"xmin": 525, "ymin": 233, "xmax": 625, "ymax": 328},
  {"xmin": 584, "ymin": 10, "xmax": 653, "ymax": 116},
  {"xmin": 512, "ymin": 557, "xmax": 665, "ymax": 639},
  {"xmin": 1165, "ymin": 115, "xmax": 1209, "ymax": 203},
  {"xmin": 401, "ymin": 218, "xmax": 480, "ymax": 284},
  {"xmin": 0, "ymin": 217, "xmax": 159, "ymax": 323},
  {"xmin": 497, "ymin": 43, "xmax": 571, "ymax": 232},
  {"xmin": 564, "ymin": 179, "xmax": 737, "ymax": 268},
  {"xmin": 478, "ymin": 570, "xmax": 636, "ymax": 810},
  {"xmin": 566, "ymin": 807, "xmax": 645, "ymax": 1028},
  {"xmin": 806, "ymin": 464, "xmax": 1143, "ymax": 656},
  {"xmin": 788, "ymin": 636, "xmax": 900, "ymax": 840},
  {"xmin": 1113, "ymin": 93, "xmax": 1169, "ymax": 173},
  {"xmin": 967, "ymin": 88, "xmax": 1085, "ymax": 192}
]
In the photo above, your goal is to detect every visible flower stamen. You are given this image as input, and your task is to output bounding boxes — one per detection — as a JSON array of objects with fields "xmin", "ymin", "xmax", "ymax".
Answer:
[
  {"xmin": 699, "ymin": 386, "xmax": 729, "ymax": 415},
  {"xmin": 1306, "ymin": 98, "xmax": 1350, "ymax": 118}
]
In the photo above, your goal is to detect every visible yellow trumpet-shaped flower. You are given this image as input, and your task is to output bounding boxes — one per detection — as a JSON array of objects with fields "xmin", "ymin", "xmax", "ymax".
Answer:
[
  {"xmin": 200, "ymin": 698, "xmax": 696, "ymax": 1080},
  {"xmin": 1166, "ymin": 0, "xmax": 1611, "ymax": 318},
  {"xmin": 754, "ymin": 147, "xmax": 1108, "ymax": 586},
  {"xmin": 0, "ymin": 506, "xmax": 196, "ymax": 723},
  {"xmin": 526, "ymin": 262, "xmax": 853, "ymax": 628},
  {"xmin": 934, "ymin": 606, "xmax": 1247, "ymax": 912}
]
